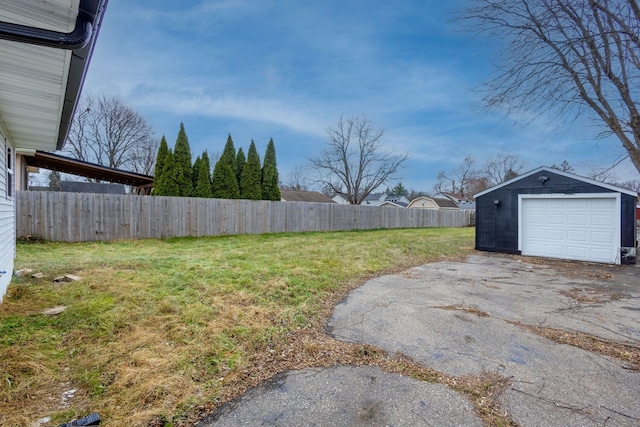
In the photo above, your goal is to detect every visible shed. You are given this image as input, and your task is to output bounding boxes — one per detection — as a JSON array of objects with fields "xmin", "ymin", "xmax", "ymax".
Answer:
[{"xmin": 474, "ymin": 166, "xmax": 638, "ymax": 265}]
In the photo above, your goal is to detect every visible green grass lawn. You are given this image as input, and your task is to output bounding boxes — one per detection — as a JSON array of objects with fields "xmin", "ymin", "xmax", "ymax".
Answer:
[{"xmin": 1, "ymin": 227, "xmax": 474, "ymax": 426}]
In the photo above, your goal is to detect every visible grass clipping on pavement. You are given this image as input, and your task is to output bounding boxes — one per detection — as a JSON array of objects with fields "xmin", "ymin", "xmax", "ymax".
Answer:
[{"xmin": 1, "ymin": 227, "xmax": 474, "ymax": 426}]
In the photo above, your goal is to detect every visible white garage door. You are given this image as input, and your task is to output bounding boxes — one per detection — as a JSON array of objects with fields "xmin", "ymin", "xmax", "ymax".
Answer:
[{"xmin": 519, "ymin": 195, "xmax": 619, "ymax": 264}]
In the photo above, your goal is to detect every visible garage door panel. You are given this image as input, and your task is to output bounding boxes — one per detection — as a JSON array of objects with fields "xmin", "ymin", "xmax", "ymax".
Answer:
[
  {"xmin": 523, "ymin": 227, "xmax": 544, "ymax": 239},
  {"xmin": 569, "ymin": 199, "xmax": 589, "ymax": 209},
  {"xmin": 591, "ymin": 231, "xmax": 613, "ymax": 243},
  {"xmin": 521, "ymin": 196, "xmax": 618, "ymax": 264},
  {"xmin": 545, "ymin": 245, "xmax": 564, "ymax": 257},
  {"xmin": 545, "ymin": 229, "xmax": 564, "ymax": 240},
  {"xmin": 566, "ymin": 246, "xmax": 587, "ymax": 258},
  {"xmin": 524, "ymin": 212, "xmax": 544, "ymax": 224},
  {"xmin": 592, "ymin": 198, "xmax": 615, "ymax": 209},
  {"xmin": 567, "ymin": 230, "xmax": 587, "ymax": 242},
  {"xmin": 592, "ymin": 215, "xmax": 613, "ymax": 226},
  {"xmin": 590, "ymin": 248, "xmax": 614, "ymax": 262},
  {"xmin": 567, "ymin": 214, "xmax": 588, "ymax": 225},
  {"xmin": 526, "ymin": 243, "xmax": 545, "ymax": 255},
  {"xmin": 546, "ymin": 214, "xmax": 564, "ymax": 225}
]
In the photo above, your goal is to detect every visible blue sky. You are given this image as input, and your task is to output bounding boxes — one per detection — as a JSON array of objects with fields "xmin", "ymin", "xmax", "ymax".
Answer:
[{"xmin": 80, "ymin": 0, "xmax": 638, "ymax": 193}]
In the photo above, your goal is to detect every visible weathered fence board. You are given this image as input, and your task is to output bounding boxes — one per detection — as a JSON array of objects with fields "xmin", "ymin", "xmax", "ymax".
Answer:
[{"xmin": 16, "ymin": 191, "xmax": 472, "ymax": 242}]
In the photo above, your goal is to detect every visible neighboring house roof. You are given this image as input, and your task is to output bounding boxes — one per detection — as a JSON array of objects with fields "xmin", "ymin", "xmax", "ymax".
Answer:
[
  {"xmin": 408, "ymin": 197, "xmax": 460, "ymax": 210},
  {"xmin": 31, "ymin": 181, "xmax": 126, "ymax": 194},
  {"xmin": 364, "ymin": 193, "xmax": 386, "ymax": 202},
  {"xmin": 432, "ymin": 198, "xmax": 459, "ymax": 209},
  {"xmin": 24, "ymin": 150, "xmax": 153, "ymax": 188},
  {"xmin": 440, "ymin": 192, "xmax": 472, "ymax": 202},
  {"xmin": 379, "ymin": 201, "xmax": 408, "ymax": 208},
  {"xmin": 281, "ymin": 190, "xmax": 336, "ymax": 203},
  {"xmin": 474, "ymin": 166, "xmax": 638, "ymax": 198},
  {"xmin": 385, "ymin": 194, "xmax": 410, "ymax": 204},
  {"xmin": 0, "ymin": 0, "xmax": 108, "ymax": 151}
]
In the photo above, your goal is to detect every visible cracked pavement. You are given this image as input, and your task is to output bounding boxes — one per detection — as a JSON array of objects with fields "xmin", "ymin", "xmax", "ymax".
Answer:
[{"xmin": 200, "ymin": 254, "xmax": 640, "ymax": 426}]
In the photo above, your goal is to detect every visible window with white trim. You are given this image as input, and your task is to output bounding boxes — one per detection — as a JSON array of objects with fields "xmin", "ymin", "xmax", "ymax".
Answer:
[{"xmin": 6, "ymin": 146, "xmax": 12, "ymax": 198}]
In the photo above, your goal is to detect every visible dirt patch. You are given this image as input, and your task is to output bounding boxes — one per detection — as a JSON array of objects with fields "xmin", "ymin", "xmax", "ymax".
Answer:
[
  {"xmin": 504, "ymin": 254, "xmax": 617, "ymax": 281},
  {"xmin": 559, "ymin": 287, "xmax": 631, "ymax": 304},
  {"xmin": 433, "ymin": 305, "xmax": 490, "ymax": 317},
  {"xmin": 512, "ymin": 322, "xmax": 640, "ymax": 370}
]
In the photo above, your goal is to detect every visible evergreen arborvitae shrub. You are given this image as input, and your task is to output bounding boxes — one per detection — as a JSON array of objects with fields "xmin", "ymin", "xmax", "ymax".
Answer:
[
  {"xmin": 201, "ymin": 151, "xmax": 212, "ymax": 191},
  {"xmin": 212, "ymin": 162, "xmax": 240, "ymax": 199},
  {"xmin": 261, "ymin": 138, "xmax": 281, "ymax": 200},
  {"xmin": 240, "ymin": 141, "xmax": 262, "ymax": 200},
  {"xmin": 159, "ymin": 150, "xmax": 181, "ymax": 197},
  {"xmin": 173, "ymin": 122, "xmax": 193, "ymax": 197},
  {"xmin": 192, "ymin": 156, "xmax": 202, "ymax": 191},
  {"xmin": 236, "ymin": 147, "xmax": 246, "ymax": 185},
  {"xmin": 151, "ymin": 135, "xmax": 169, "ymax": 195},
  {"xmin": 194, "ymin": 159, "xmax": 213, "ymax": 198}
]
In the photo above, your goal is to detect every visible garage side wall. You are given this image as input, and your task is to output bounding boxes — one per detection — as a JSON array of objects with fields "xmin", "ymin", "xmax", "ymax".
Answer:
[
  {"xmin": 476, "ymin": 170, "xmax": 620, "ymax": 255},
  {"xmin": 620, "ymin": 193, "xmax": 636, "ymax": 248}
]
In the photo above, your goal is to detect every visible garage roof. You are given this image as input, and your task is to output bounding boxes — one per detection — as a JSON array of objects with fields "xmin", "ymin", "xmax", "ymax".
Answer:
[
  {"xmin": 474, "ymin": 166, "xmax": 638, "ymax": 198},
  {"xmin": 0, "ymin": 0, "xmax": 107, "ymax": 151}
]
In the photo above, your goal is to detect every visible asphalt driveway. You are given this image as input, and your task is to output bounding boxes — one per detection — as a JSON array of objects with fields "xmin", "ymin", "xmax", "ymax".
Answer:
[{"xmin": 201, "ymin": 254, "xmax": 640, "ymax": 426}]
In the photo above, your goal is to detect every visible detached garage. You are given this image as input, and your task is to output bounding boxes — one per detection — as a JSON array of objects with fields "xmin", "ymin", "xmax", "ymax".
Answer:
[{"xmin": 475, "ymin": 166, "xmax": 638, "ymax": 265}]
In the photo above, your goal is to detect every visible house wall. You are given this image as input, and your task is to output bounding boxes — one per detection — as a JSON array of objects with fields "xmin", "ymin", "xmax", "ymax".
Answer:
[
  {"xmin": 0, "ymin": 129, "xmax": 15, "ymax": 302},
  {"xmin": 15, "ymin": 154, "xmax": 29, "ymax": 191},
  {"xmin": 476, "ymin": 169, "xmax": 635, "ymax": 254},
  {"xmin": 408, "ymin": 198, "xmax": 438, "ymax": 209}
]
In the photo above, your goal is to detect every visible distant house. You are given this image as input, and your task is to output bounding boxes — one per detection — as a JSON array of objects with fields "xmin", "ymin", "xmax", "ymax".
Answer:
[
  {"xmin": 380, "ymin": 201, "xmax": 408, "ymax": 208},
  {"xmin": 332, "ymin": 194, "xmax": 350, "ymax": 204},
  {"xmin": 408, "ymin": 197, "xmax": 459, "ymax": 210},
  {"xmin": 440, "ymin": 192, "xmax": 476, "ymax": 210},
  {"xmin": 363, "ymin": 193, "xmax": 410, "ymax": 206},
  {"xmin": 331, "ymin": 193, "xmax": 410, "ymax": 206},
  {"xmin": 281, "ymin": 190, "xmax": 336, "ymax": 203},
  {"xmin": 0, "ymin": 0, "xmax": 108, "ymax": 302}
]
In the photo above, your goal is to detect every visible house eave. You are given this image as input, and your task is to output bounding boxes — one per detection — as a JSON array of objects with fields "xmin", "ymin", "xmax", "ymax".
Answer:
[{"xmin": 0, "ymin": 0, "xmax": 108, "ymax": 152}]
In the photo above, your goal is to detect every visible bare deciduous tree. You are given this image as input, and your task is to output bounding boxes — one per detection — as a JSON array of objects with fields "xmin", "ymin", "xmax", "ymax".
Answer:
[
  {"xmin": 485, "ymin": 154, "xmax": 525, "ymax": 186},
  {"xmin": 433, "ymin": 156, "xmax": 482, "ymax": 197},
  {"xmin": 64, "ymin": 94, "xmax": 156, "ymax": 175},
  {"xmin": 459, "ymin": 0, "xmax": 640, "ymax": 175},
  {"xmin": 308, "ymin": 116, "xmax": 408, "ymax": 204},
  {"xmin": 281, "ymin": 166, "xmax": 313, "ymax": 191},
  {"xmin": 435, "ymin": 154, "xmax": 526, "ymax": 196}
]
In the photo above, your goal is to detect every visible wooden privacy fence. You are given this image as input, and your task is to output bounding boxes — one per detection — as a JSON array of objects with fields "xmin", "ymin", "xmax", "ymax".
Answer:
[{"xmin": 16, "ymin": 191, "xmax": 473, "ymax": 242}]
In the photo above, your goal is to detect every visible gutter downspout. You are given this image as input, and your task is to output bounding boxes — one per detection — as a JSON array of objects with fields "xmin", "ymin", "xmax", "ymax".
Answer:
[{"xmin": 0, "ymin": 0, "xmax": 103, "ymax": 50}]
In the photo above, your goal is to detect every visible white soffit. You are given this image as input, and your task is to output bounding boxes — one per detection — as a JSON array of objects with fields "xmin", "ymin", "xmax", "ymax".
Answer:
[{"xmin": 0, "ymin": 0, "xmax": 78, "ymax": 151}]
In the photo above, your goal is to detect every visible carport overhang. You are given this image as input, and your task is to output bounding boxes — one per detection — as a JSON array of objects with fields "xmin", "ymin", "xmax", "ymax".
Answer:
[
  {"xmin": 22, "ymin": 150, "xmax": 154, "ymax": 189},
  {"xmin": 0, "ymin": 0, "xmax": 108, "ymax": 151}
]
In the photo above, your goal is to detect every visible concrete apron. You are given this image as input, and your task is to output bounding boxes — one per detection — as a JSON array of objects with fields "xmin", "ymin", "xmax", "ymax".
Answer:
[{"xmin": 202, "ymin": 254, "xmax": 640, "ymax": 426}]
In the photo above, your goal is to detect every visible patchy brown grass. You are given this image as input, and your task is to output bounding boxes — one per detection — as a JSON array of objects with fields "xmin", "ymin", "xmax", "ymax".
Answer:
[
  {"xmin": 513, "ymin": 323, "xmax": 640, "ymax": 370},
  {"xmin": 2, "ymin": 228, "xmax": 477, "ymax": 426}
]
